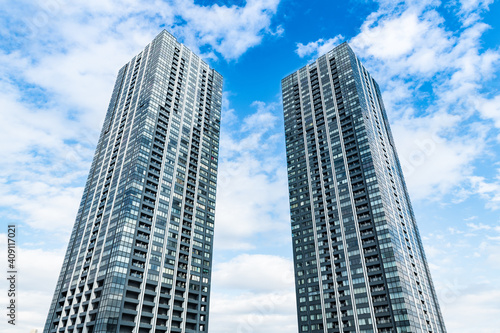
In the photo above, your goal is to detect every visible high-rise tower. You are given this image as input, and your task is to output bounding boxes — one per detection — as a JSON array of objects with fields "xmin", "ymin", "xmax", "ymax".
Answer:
[
  {"xmin": 44, "ymin": 30, "xmax": 222, "ymax": 333},
  {"xmin": 281, "ymin": 43, "xmax": 446, "ymax": 333}
]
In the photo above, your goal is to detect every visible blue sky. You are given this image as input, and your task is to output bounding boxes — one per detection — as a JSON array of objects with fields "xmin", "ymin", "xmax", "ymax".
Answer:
[{"xmin": 0, "ymin": 0, "xmax": 499, "ymax": 332}]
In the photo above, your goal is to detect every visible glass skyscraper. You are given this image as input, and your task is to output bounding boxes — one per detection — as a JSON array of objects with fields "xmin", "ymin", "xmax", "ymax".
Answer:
[
  {"xmin": 282, "ymin": 43, "xmax": 446, "ymax": 333},
  {"xmin": 44, "ymin": 30, "xmax": 222, "ymax": 333}
]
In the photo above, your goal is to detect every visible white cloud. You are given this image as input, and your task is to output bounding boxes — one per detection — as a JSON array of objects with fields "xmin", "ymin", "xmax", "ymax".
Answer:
[
  {"xmin": 469, "ymin": 172, "xmax": 500, "ymax": 210},
  {"xmin": 474, "ymin": 95, "xmax": 500, "ymax": 129},
  {"xmin": 0, "ymin": 3, "xmax": 288, "ymax": 330},
  {"xmin": 0, "ymin": 0, "xmax": 283, "ymax": 235},
  {"xmin": 242, "ymin": 101, "xmax": 280, "ymax": 132},
  {"xmin": 1, "ymin": 1, "xmax": 499, "ymax": 333},
  {"xmin": 296, "ymin": 35, "xmax": 344, "ymax": 58},
  {"xmin": 12, "ymin": 0, "xmax": 283, "ymax": 61},
  {"xmin": 296, "ymin": 3, "xmax": 500, "ymax": 329},
  {"xmin": 457, "ymin": 0, "xmax": 495, "ymax": 26},
  {"xmin": 212, "ymin": 254, "xmax": 294, "ymax": 293},
  {"xmin": 352, "ymin": 9, "xmax": 451, "ymax": 69},
  {"xmin": 426, "ymin": 230, "xmax": 498, "ymax": 276},
  {"xmin": 293, "ymin": 2, "xmax": 500, "ymax": 204},
  {"xmin": 458, "ymin": 0, "xmax": 494, "ymax": 14},
  {"xmin": 347, "ymin": 0, "xmax": 500, "ymax": 202},
  {"xmin": 210, "ymin": 291, "xmax": 297, "ymax": 333},
  {"xmin": 0, "ymin": 235, "xmax": 65, "ymax": 333},
  {"xmin": 467, "ymin": 222, "xmax": 494, "ymax": 230},
  {"xmin": 221, "ymin": 92, "xmax": 238, "ymax": 126},
  {"xmin": 440, "ymin": 287, "xmax": 500, "ymax": 333},
  {"xmin": 0, "ymin": 181, "xmax": 83, "ymax": 233},
  {"xmin": 210, "ymin": 254, "xmax": 297, "ymax": 333},
  {"xmin": 215, "ymin": 100, "xmax": 290, "ymax": 250},
  {"xmin": 423, "ymin": 226, "xmax": 500, "ymax": 331},
  {"xmin": 391, "ymin": 111, "xmax": 486, "ymax": 200},
  {"xmin": 0, "ymin": 78, "xmax": 93, "ymax": 234},
  {"xmin": 172, "ymin": 0, "xmax": 282, "ymax": 60},
  {"xmin": 209, "ymin": 99, "xmax": 297, "ymax": 328}
]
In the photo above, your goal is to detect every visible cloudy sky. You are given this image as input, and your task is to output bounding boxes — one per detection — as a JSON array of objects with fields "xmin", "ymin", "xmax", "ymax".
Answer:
[{"xmin": 0, "ymin": 0, "xmax": 499, "ymax": 332}]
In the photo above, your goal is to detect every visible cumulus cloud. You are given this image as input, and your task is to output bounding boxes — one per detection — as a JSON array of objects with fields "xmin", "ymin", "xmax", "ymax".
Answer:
[
  {"xmin": 0, "ymin": 3, "xmax": 286, "ymax": 330},
  {"xmin": 456, "ymin": 0, "xmax": 495, "ymax": 26},
  {"xmin": 295, "ymin": 35, "xmax": 344, "ymax": 58},
  {"xmin": 210, "ymin": 100, "xmax": 296, "ymax": 330},
  {"xmin": 0, "ymin": 79, "xmax": 94, "ymax": 235},
  {"xmin": 172, "ymin": 0, "xmax": 282, "ymax": 60},
  {"xmin": 2, "ymin": 1, "xmax": 499, "ymax": 333},
  {"xmin": 391, "ymin": 111, "xmax": 486, "ymax": 200},
  {"xmin": 474, "ymin": 95, "xmax": 500, "ymax": 129},
  {"xmin": 292, "ymin": 2, "xmax": 499, "ymax": 205},
  {"xmin": 347, "ymin": 0, "xmax": 500, "ymax": 202},
  {"xmin": 215, "ymin": 100, "xmax": 290, "ymax": 250},
  {"xmin": 298, "ymin": 3, "xmax": 500, "ymax": 330},
  {"xmin": 0, "ymin": 0, "xmax": 283, "ymax": 235},
  {"xmin": 352, "ymin": 9, "xmax": 451, "ymax": 68}
]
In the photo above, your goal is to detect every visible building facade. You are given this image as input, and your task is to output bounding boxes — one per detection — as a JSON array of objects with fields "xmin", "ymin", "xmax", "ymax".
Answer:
[
  {"xmin": 282, "ymin": 43, "xmax": 446, "ymax": 333},
  {"xmin": 44, "ymin": 30, "xmax": 222, "ymax": 333}
]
